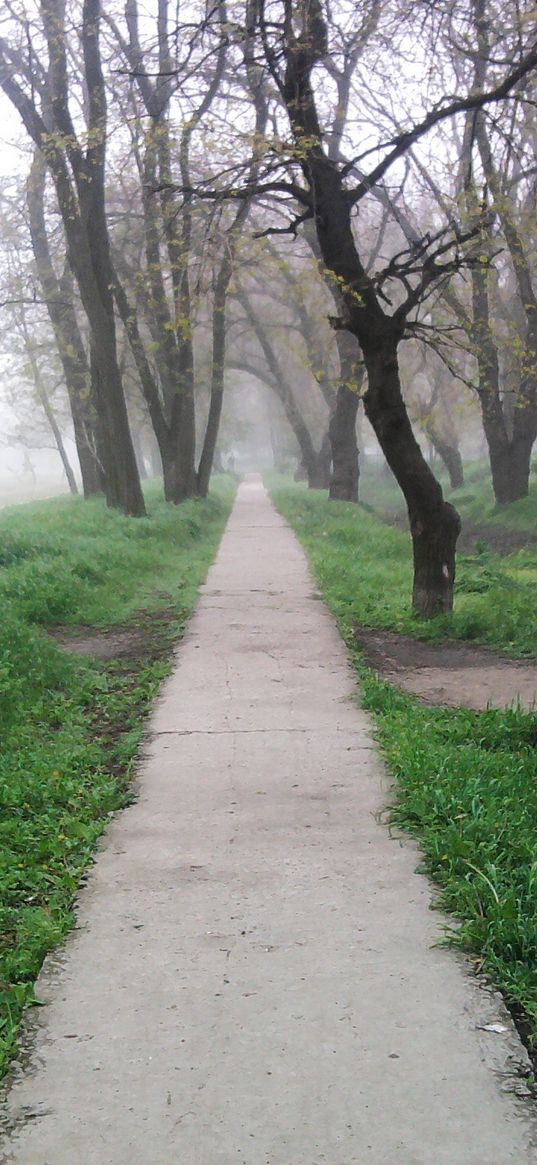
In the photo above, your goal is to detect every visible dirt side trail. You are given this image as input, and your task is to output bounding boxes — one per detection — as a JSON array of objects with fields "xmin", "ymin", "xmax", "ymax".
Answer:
[
  {"xmin": 355, "ymin": 627, "xmax": 537, "ymax": 712},
  {"xmin": 1, "ymin": 479, "xmax": 535, "ymax": 1165}
]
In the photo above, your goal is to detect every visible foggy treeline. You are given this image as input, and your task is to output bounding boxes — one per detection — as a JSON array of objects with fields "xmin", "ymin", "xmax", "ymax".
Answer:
[{"xmin": 0, "ymin": 0, "xmax": 536, "ymax": 614}]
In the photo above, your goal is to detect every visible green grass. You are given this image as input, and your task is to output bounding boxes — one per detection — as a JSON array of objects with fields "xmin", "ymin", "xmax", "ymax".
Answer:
[
  {"xmin": 0, "ymin": 479, "xmax": 235, "ymax": 1076},
  {"xmin": 450, "ymin": 458, "xmax": 537, "ymax": 534},
  {"xmin": 362, "ymin": 679, "xmax": 537, "ymax": 1043},
  {"xmin": 360, "ymin": 455, "xmax": 537, "ymax": 537},
  {"xmin": 270, "ymin": 480, "xmax": 537, "ymax": 658},
  {"xmin": 270, "ymin": 480, "xmax": 537, "ymax": 1052}
]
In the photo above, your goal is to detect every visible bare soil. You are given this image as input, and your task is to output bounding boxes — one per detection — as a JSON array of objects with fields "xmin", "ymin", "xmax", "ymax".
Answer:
[
  {"xmin": 50, "ymin": 611, "xmax": 537, "ymax": 713},
  {"xmin": 48, "ymin": 625, "xmax": 149, "ymax": 660},
  {"xmin": 47, "ymin": 608, "xmax": 178, "ymax": 662},
  {"xmin": 390, "ymin": 513, "xmax": 537, "ymax": 556},
  {"xmin": 354, "ymin": 625, "xmax": 537, "ymax": 712},
  {"xmin": 457, "ymin": 520, "xmax": 537, "ymax": 557}
]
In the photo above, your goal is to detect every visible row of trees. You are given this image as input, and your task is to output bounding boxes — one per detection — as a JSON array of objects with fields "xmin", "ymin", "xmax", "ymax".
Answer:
[{"xmin": 0, "ymin": 0, "xmax": 536, "ymax": 614}]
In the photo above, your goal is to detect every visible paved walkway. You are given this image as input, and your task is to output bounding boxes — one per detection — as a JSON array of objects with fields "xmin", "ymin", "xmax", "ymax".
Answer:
[{"xmin": 1, "ymin": 480, "xmax": 536, "ymax": 1164}]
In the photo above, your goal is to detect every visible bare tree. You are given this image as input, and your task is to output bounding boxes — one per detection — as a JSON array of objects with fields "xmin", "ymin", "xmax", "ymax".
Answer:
[
  {"xmin": 243, "ymin": 0, "xmax": 537, "ymax": 614},
  {"xmin": 0, "ymin": 0, "xmax": 146, "ymax": 514},
  {"xmin": 376, "ymin": 0, "xmax": 537, "ymax": 505},
  {"xmin": 26, "ymin": 152, "xmax": 102, "ymax": 497}
]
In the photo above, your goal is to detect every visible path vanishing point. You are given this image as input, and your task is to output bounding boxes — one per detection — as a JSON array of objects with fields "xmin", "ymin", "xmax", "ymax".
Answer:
[{"xmin": 1, "ymin": 479, "xmax": 536, "ymax": 1165}]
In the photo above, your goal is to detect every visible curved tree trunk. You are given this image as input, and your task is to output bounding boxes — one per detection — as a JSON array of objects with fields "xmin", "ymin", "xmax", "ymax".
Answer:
[
  {"xmin": 364, "ymin": 343, "xmax": 460, "ymax": 617},
  {"xmin": 275, "ymin": 5, "xmax": 460, "ymax": 615}
]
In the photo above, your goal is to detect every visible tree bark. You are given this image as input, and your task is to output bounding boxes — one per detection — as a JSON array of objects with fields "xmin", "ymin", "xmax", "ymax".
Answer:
[
  {"xmin": 307, "ymin": 431, "xmax": 331, "ymax": 489},
  {"xmin": 328, "ymin": 385, "xmax": 360, "ymax": 500},
  {"xmin": 27, "ymin": 153, "xmax": 101, "ymax": 497},
  {"xmin": 470, "ymin": 22, "xmax": 537, "ymax": 501},
  {"xmin": 130, "ymin": 426, "xmax": 148, "ymax": 480},
  {"xmin": 485, "ymin": 414, "xmax": 536, "ymax": 504},
  {"xmin": 302, "ymin": 224, "xmax": 361, "ymax": 501},
  {"xmin": 112, "ymin": 266, "xmax": 194, "ymax": 505},
  {"xmin": 471, "ymin": 260, "xmax": 537, "ymax": 504},
  {"xmin": 364, "ymin": 342, "xmax": 460, "ymax": 616}
]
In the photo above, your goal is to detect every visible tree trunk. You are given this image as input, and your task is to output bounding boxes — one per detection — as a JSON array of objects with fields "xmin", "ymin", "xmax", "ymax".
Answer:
[
  {"xmin": 302, "ymin": 229, "xmax": 362, "ymax": 501},
  {"xmin": 112, "ymin": 266, "xmax": 194, "ymax": 506},
  {"xmin": 41, "ymin": 397, "xmax": 79, "ymax": 495},
  {"xmin": 146, "ymin": 431, "xmax": 163, "ymax": 478},
  {"xmin": 197, "ymin": 260, "xmax": 229, "ymax": 498},
  {"xmin": 27, "ymin": 153, "xmax": 101, "ymax": 497},
  {"xmin": 364, "ymin": 343, "xmax": 460, "ymax": 617},
  {"xmin": 161, "ymin": 437, "xmax": 196, "ymax": 504},
  {"xmin": 314, "ymin": 430, "xmax": 332, "ymax": 488},
  {"xmin": 425, "ymin": 428, "xmax": 464, "ymax": 490},
  {"xmin": 197, "ymin": 203, "xmax": 249, "ymax": 496},
  {"xmin": 410, "ymin": 511, "xmax": 460, "ymax": 618},
  {"xmin": 486, "ymin": 423, "xmax": 535, "ymax": 504},
  {"xmin": 478, "ymin": 347, "xmax": 537, "ymax": 505},
  {"xmin": 163, "ymin": 410, "xmax": 196, "ymax": 503},
  {"xmin": 306, "ymin": 431, "xmax": 331, "ymax": 489},
  {"xmin": 328, "ymin": 385, "xmax": 360, "ymax": 501},
  {"xmin": 88, "ymin": 339, "xmax": 145, "ymax": 515},
  {"xmin": 131, "ymin": 426, "xmax": 148, "ymax": 480}
]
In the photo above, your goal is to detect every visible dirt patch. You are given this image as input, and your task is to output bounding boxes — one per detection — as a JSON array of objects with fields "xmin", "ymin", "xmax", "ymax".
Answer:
[
  {"xmin": 47, "ymin": 608, "xmax": 179, "ymax": 663},
  {"xmin": 48, "ymin": 626, "xmax": 146, "ymax": 660},
  {"xmin": 390, "ymin": 512, "xmax": 536, "ymax": 556},
  {"xmin": 355, "ymin": 626, "xmax": 537, "ymax": 712},
  {"xmin": 457, "ymin": 520, "xmax": 537, "ymax": 556}
]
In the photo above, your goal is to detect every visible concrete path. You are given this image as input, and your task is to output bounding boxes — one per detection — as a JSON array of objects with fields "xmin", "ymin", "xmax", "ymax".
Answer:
[{"xmin": 1, "ymin": 480, "xmax": 536, "ymax": 1164}]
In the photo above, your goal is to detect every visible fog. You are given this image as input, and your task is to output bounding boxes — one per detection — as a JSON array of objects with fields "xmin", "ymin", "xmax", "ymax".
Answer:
[{"xmin": 0, "ymin": 0, "xmax": 533, "ymax": 520}]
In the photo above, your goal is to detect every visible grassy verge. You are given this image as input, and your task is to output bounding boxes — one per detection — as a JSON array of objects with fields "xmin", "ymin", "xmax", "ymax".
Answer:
[
  {"xmin": 269, "ymin": 479, "xmax": 537, "ymax": 658},
  {"xmin": 270, "ymin": 480, "xmax": 537, "ymax": 1055},
  {"xmin": 0, "ymin": 479, "xmax": 235, "ymax": 1077},
  {"xmin": 450, "ymin": 459, "xmax": 537, "ymax": 535},
  {"xmin": 360, "ymin": 455, "xmax": 537, "ymax": 539}
]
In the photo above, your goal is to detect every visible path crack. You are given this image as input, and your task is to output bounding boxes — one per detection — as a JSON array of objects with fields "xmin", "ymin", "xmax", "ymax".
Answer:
[{"xmin": 151, "ymin": 727, "xmax": 374, "ymax": 741}]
